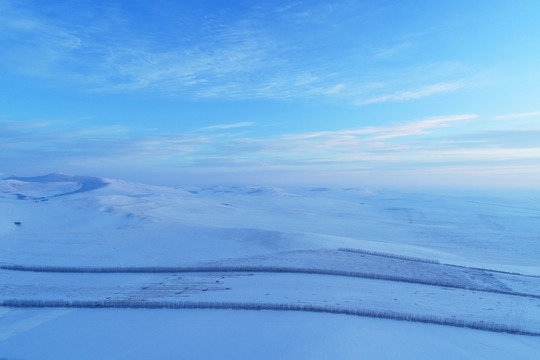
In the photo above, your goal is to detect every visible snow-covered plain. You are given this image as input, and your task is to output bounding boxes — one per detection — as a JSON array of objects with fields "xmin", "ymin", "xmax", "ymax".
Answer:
[{"xmin": 1, "ymin": 174, "xmax": 539, "ymax": 359}]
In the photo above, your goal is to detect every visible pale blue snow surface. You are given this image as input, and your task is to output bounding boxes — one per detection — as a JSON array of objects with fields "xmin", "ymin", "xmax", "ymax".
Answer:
[
  {"xmin": 0, "ymin": 308, "xmax": 539, "ymax": 360},
  {"xmin": 1, "ymin": 176, "xmax": 540, "ymax": 358}
]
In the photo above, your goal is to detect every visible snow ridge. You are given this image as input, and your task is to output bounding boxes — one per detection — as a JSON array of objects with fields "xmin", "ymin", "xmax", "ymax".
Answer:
[
  {"xmin": 2, "ymin": 263, "xmax": 539, "ymax": 299},
  {"xmin": 3, "ymin": 299, "xmax": 538, "ymax": 337}
]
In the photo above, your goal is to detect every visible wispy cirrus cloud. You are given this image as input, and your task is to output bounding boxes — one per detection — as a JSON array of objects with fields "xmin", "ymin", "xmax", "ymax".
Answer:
[
  {"xmin": 495, "ymin": 111, "xmax": 540, "ymax": 120},
  {"xmin": 283, "ymin": 114, "xmax": 478, "ymax": 141},
  {"xmin": 3, "ymin": 112, "xmax": 540, "ymax": 186},
  {"xmin": 196, "ymin": 122, "xmax": 254, "ymax": 132},
  {"xmin": 0, "ymin": 1, "xmax": 475, "ymax": 104},
  {"xmin": 371, "ymin": 42, "xmax": 413, "ymax": 60},
  {"xmin": 356, "ymin": 82, "xmax": 464, "ymax": 105},
  {"xmin": 0, "ymin": 113, "xmax": 486, "ymax": 166}
]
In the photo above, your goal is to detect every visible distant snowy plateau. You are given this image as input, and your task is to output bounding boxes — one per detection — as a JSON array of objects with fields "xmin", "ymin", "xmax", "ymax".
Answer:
[{"xmin": 1, "ymin": 173, "xmax": 539, "ymax": 359}]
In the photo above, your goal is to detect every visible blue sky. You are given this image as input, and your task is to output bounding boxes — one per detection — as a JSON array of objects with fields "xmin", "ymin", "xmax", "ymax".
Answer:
[{"xmin": 1, "ymin": 0, "xmax": 540, "ymax": 187}]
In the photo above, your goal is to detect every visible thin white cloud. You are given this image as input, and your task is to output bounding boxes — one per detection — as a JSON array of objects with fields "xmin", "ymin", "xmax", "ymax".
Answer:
[
  {"xmin": 495, "ymin": 111, "xmax": 540, "ymax": 120},
  {"xmin": 356, "ymin": 82, "xmax": 463, "ymax": 105},
  {"xmin": 4, "ymin": 112, "xmax": 540, "ymax": 188},
  {"xmin": 0, "ymin": 2, "xmax": 474, "ymax": 103},
  {"xmin": 371, "ymin": 42, "xmax": 412, "ymax": 60},
  {"xmin": 73, "ymin": 125, "xmax": 130, "ymax": 137},
  {"xmin": 196, "ymin": 122, "xmax": 255, "ymax": 131},
  {"xmin": 321, "ymin": 84, "xmax": 346, "ymax": 94},
  {"xmin": 0, "ymin": 119, "xmax": 53, "ymax": 130},
  {"xmin": 0, "ymin": 5, "xmax": 82, "ymax": 76},
  {"xmin": 435, "ymin": 147, "xmax": 540, "ymax": 160},
  {"xmin": 2, "ymin": 114, "xmax": 477, "ymax": 165},
  {"xmin": 366, "ymin": 114, "xmax": 478, "ymax": 140},
  {"xmin": 283, "ymin": 114, "xmax": 478, "ymax": 140}
]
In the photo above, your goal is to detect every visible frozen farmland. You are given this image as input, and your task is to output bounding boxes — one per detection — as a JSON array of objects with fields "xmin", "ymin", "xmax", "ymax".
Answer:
[{"xmin": 1, "ymin": 174, "xmax": 540, "ymax": 359}]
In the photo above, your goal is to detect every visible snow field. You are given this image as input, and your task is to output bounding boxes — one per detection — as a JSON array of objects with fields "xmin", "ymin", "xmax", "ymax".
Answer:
[
  {"xmin": 2, "ymin": 175, "xmax": 540, "ymax": 358},
  {"xmin": 2, "ymin": 270, "xmax": 540, "ymax": 334},
  {"xmin": 1, "ymin": 308, "xmax": 539, "ymax": 360}
]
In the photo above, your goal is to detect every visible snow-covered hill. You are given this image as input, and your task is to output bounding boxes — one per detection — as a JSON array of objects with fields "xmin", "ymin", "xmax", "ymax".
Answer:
[
  {"xmin": 1, "ymin": 174, "xmax": 539, "ymax": 359},
  {"xmin": 2, "ymin": 173, "xmax": 539, "ymax": 272},
  {"xmin": 2, "ymin": 173, "xmax": 109, "ymax": 200}
]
